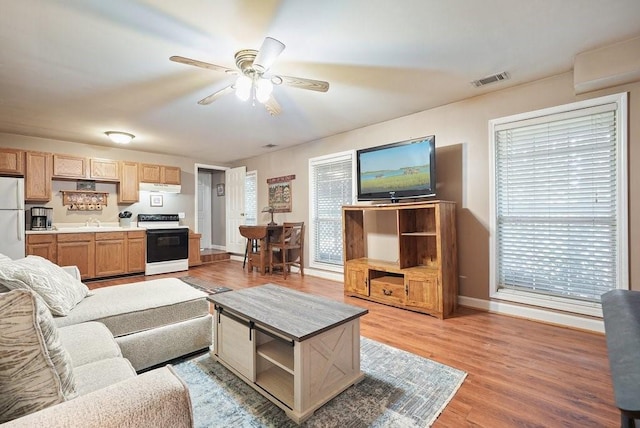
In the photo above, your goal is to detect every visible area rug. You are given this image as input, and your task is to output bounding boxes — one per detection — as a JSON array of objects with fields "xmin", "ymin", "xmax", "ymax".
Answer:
[
  {"xmin": 179, "ymin": 276, "xmax": 233, "ymax": 295},
  {"xmin": 173, "ymin": 337, "xmax": 466, "ymax": 427}
]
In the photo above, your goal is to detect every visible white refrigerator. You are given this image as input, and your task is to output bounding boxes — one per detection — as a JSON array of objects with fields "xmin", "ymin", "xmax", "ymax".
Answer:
[{"xmin": 0, "ymin": 177, "xmax": 25, "ymax": 259}]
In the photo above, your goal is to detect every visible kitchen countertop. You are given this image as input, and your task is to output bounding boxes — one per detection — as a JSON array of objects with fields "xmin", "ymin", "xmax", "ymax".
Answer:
[{"xmin": 26, "ymin": 223, "xmax": 146, "ymax": 234}]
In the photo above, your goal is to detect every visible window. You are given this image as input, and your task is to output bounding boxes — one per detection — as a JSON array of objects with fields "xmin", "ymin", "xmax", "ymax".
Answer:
[
  {"xmin": 309, "ymin": 151, "xmax": 355, "ymax": 271},
  {"xmin": 489, "ymin": 93, "xmax": 628, "ymax": 316},
  {"xmin": 244, "ymin": 170, "xmax": 257, "ymax": 226}
]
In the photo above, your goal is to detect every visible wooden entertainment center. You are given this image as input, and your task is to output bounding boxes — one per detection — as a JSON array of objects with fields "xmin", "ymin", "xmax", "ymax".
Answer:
[{"xmin": 342, "ymin": 200, "xmax": 458, "ymax": 319}]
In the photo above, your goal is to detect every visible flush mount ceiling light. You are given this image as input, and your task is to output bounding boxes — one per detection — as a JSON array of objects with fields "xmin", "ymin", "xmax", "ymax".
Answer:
[{"xmin": 105, "ymin": 131, "xmax": 135, "ymax": 144}]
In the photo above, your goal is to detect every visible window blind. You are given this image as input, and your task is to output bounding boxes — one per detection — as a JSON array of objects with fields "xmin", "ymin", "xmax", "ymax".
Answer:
[
  {"xmin": 310, "ymin": 154, "xmax": 353, "ymax": 266},
  {"xmin": 495, "ymin": 105, "xmax": 619, "ymax": 303},
  {"xmin": 244, "ymin": 171, "xmax": 257, "ymax": 226}
]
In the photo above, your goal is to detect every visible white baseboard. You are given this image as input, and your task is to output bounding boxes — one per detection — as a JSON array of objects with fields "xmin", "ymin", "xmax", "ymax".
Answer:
[{"xmin": 458, "ymin": 296, "xmax": 604, "ymax": 333}]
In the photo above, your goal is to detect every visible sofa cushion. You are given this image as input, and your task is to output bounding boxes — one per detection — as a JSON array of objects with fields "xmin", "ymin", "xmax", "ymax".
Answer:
[
  {"xmin": 53, "ymin": 278, "xmax": 209, "ymax": 337},
  {"xmin": 0, "ymin": 256, "xmax": 90, "ymax": 316},
  {"xmin": 0, "ymin": 289, "xmax": 77, "ymax": 423},
  {"xmin": 73, "ymin": 358, "xmax": 136, "ymax": 396},
  {"xmin": 58, "ymin": 322, "xmax": 122, "ymax": 368}
]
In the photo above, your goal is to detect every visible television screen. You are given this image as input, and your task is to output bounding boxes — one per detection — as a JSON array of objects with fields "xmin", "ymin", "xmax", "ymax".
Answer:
[{"xmin": 357, "ymin": 135, "xmax": 435, "ymax": 202}]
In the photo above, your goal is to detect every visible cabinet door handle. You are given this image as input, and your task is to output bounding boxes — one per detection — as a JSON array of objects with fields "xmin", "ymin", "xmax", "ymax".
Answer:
[{"xmin": 383, "ymin": 289, "xmax": 392, "ymax": 296}]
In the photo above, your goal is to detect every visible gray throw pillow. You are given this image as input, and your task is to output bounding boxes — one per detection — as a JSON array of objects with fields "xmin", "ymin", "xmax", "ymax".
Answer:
[
  {"xmin": 0, "ymin": 256, "xmax": 90, "ymax": 316},
  {"xmin": 0, "ymin": 289, "xmax": 77, "ymax": 423}
]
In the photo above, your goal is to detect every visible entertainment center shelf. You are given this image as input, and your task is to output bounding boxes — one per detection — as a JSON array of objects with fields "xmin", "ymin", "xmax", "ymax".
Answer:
[{"xmin": 342, "ymin": 201, "xmax": 458, "ymax": 319}]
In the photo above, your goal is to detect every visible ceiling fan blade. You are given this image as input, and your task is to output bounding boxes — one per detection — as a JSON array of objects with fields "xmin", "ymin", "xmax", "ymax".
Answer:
[
  {"xmin": 170, "ymin": 55, "xmax": 237, "ymax": 74},
  {"xmin": 253, "ymin": 37, "xmax": 285, "ymax": 73},
  {"xmin": 197, "ymin": 85, "xmax": 235, "ymax": 105},
  {"xmin": 264, "ymin": 96, "xmax": 282, "ymax": 116},
  {"xmin": 277, "ymin": 75, "xmax": 329, "ymax": 92}
]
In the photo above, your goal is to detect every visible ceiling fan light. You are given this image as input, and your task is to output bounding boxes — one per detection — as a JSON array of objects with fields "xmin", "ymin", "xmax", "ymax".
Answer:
[
  {"xmin": 105, "ymin": 131, "xmax": 134, "ymax": 144},
  {"xmin": 235, "ymin": 75, "xmax": 252, "ymax": 101},
  {"xmin": 255, "ymin": 79, "xmax": 273, "ymax": 103}
]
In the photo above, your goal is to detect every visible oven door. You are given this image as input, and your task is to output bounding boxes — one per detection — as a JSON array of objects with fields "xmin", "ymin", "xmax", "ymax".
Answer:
[{"xmin": 146, "ymin": 228, "xmax": 189, "ymax": 263}]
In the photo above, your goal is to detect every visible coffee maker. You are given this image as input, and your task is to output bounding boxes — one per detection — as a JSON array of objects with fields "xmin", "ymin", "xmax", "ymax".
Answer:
[{"xmin": 31, "ymin": 207, "xmax": 53, "ymax": 231}]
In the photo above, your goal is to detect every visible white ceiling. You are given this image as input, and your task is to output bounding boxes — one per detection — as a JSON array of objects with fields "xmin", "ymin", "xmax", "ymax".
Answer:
[{"xmin": 1, "ymin": 0, "xmax": 639, "ymax": 164}]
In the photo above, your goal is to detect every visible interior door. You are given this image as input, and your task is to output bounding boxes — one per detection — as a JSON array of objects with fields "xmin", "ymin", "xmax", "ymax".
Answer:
[
  {"xmin": 197, "ymin": 171, "xmax": 212, "ymax": 248},
  {"xmin": 225, "ymin": 166, "xmax": 246, "ymax": 254}
]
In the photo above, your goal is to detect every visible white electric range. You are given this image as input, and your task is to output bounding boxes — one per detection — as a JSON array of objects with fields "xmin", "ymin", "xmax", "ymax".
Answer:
[{"xmin": 138, "ymin": 214, "xmax": 189, "ymax": 275}]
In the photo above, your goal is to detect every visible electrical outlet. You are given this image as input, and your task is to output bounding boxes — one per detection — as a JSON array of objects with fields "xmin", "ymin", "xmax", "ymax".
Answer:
[{"xmin": 178, "ymin": 212, "xmax": 185, "ymax": 219}]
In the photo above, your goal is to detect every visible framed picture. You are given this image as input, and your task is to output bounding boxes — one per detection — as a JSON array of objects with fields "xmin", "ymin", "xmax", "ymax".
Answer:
[
  {"xmin": 216, "ymin": 183, "xmax": 225, "ymax": 197},
  {"xmin": 150, "ymin": 194, "xmax": 163, "ymax": 207},
  {"xmin": 267, "ymin": 175, "xmax": 295, "ymax": 213}
]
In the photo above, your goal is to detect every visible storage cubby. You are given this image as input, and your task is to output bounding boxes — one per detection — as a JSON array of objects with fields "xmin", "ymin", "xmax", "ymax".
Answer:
[
  {"xmin": 342, "ymin": 201, "xmax": 457, "ymax": 319},
  {"xmin": 256, "ymin": 333, "xmax": 294, "ymax": 408}
]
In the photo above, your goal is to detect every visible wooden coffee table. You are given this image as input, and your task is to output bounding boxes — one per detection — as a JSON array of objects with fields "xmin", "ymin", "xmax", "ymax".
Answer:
[{"xmin": 208, "ymin": 284, "xmax": 368, "ymax": 423}]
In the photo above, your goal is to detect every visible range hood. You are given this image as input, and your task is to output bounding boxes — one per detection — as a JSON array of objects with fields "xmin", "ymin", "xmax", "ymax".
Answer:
[{"xmin": 139, "ymin": 182, "xmax": 182, "ymax": 193}]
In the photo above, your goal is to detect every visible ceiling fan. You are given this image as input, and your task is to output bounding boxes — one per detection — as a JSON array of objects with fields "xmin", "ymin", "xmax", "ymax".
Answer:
[{"xmin": 170, "ymin": 37, "xmax": 329, "ymax": 116}]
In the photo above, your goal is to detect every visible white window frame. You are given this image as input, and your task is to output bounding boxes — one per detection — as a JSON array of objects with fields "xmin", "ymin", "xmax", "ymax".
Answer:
[
  {"xmin": 308, "ymin": 150, "xmax": 356, "ymax": 272},
  {"xmin": 489, "ymin": 92, "xmax": 628, "ymax": 317}
]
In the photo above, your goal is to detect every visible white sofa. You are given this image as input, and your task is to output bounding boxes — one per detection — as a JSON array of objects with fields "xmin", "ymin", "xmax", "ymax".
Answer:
[
  {"xmin": 1, "ymin": 314, "xmax": 193, "ymax": 427},
  {"xmin": 0, "ymin": 255, "xmax": 212, "ymax": 425},
  {"xmin": 0, "ymin": 258, "xmax": 213, "ymax": 372}
]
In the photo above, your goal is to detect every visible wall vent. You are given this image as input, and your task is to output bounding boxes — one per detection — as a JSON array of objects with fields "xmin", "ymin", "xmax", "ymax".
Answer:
[{"xmin": 471, "ymin": 72, "xmax": 510, "ymax": 87}]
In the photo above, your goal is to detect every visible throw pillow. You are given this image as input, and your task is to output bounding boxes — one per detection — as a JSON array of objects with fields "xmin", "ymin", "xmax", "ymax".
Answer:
[
  {"xmin": 0, "ymin": 289, "xmax": 77, "ymax": 423},
  {"xmin": 0, "ymin": 256, "xmax": 90, "ymax": 316}
]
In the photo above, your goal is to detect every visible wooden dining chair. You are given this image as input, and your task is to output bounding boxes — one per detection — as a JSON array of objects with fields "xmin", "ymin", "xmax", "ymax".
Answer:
[{"xmin": 269, "ymin": 222, "xmax": 305, "ymax": 279}]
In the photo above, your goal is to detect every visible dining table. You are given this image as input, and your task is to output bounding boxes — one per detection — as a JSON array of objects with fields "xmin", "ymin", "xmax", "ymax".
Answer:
[{"xmin": 238, "ymin": 224, "xmax": 283, "ymax": 275}]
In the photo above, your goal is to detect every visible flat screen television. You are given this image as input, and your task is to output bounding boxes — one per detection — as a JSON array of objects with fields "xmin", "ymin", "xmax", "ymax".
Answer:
[{"xmin": 356, "ymin": 135, "xmax": 436, "ymax": 202}]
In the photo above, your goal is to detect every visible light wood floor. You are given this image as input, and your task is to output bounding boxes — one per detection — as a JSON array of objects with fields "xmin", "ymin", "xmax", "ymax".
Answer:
[{"xmin": 89, "ymin": 260, "xmax": 618, "ymax": 427}]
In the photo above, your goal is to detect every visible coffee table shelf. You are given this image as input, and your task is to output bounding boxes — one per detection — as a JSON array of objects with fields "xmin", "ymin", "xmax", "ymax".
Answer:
[
  {"xmin": 256, "ymin": 365, "xmax": 294, "ymax": 408},
  {"xmin": 257, "ymin": 340, "xmax": 294, "ymax": 374}
]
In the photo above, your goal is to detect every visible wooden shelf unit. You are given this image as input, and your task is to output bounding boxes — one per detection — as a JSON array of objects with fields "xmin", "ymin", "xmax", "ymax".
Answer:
[{"xmin": 342, "ymin": 200, "xmax": 458, "ymax": 319}]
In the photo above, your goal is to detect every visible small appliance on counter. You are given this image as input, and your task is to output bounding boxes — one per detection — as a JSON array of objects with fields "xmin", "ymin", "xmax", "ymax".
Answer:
[{"xmin": 30, "ymin": 206, "xmax": 53, "ymax": 231}]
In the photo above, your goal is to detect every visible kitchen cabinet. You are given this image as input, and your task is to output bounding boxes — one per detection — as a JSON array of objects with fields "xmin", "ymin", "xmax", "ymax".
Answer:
[
  {"xmin": 94, "ymin": 232, "xmax": 126, "ymax": 277},
  {"xmin": 89, "ymin": 158, "xmax": 119, "ymax": 181},
  {"xmin": 126, "ymin": 231, "xmax": 146, "ymax": 273},
  {"xmin": 27, "ymin": 230, "xmax": 146, "ymax": 279},
  {"xmin": 189, "ymin": 232, "xmax": 202, "ymax": 267},
  {"xmin": 53, "ymin": 154, "xmax": 87, "ymax": 179},
  {"xmin": 139, "ymin": 163, "xmax": 181, "ymax": 185},
  {"xmin": 26, "ymin": 234, "xmax": 57, "ymax": 263},
  {"xmin": 118, "ymin": 161, "xmax": 139, "ymax": 203},
  {"xmin": 52, "ymin": 155, "xmax": 119, "ymax": 182},
  {"xmin": 25, "ymin": 151, "xmax": 52, "ymax": 202},
  {"xmin": 57, "ymin": 233, "xmax": 96, "ymax": 280},
  {"xmin": 0, "ymin": 148, "xmax": 25, "ymax": 176}
]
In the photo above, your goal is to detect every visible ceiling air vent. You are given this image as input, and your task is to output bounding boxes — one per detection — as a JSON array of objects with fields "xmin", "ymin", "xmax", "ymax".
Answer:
[
  {"xmin": 263, "ymin": 144, "xmax": 278, "ymax": 149},
  {"xmin": 471, "ymin": 72, "xmax": 510, "ymax": 88}
]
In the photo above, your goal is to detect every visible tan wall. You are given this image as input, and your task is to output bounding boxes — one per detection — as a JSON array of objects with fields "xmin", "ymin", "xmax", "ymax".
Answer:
[
  {"xmin": 0, "ymin": 134, "xmax": 217, "ymax": 230},
  {"xmin": 237, "ymin": 71, "xmax": 640, "ymax": 300}
]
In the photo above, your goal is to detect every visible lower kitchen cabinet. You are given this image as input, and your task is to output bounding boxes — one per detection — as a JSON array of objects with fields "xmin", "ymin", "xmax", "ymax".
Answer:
[
  {"xmin": 57, "ymin": 233, "xmax": 96, "ymax": 280},
  {"xmin": 26, "ymin": 234, "xmax": 57, "ymax": 262},
  {"xmin": 27, "ymin": 230, "xmax": 146, "ymax": 280},
  {"xmin": 95, "ymin": 232, "xmax": 126, "ymax": 277},
  {"xmin": 189, "ymin": 232, "xmax": 202, "ymax": 267},
  {"xmin": 126, "ymin": 231, "xmax": 146, "ymax": 273}
]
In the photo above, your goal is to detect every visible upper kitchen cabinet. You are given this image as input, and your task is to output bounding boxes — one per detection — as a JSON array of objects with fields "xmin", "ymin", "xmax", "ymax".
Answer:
[
  {"xmin": 25, "ymin": 151, "xmax": 52, "ymax": 202},
  {"xmin": 89, "ymin": 158, "xmax": 119, "ymax": 181},
  {"xmin": 139, "ymin": 163, "xmax": 181, "ymax": 185},
  {"xmin": 0, "ymin": 148, "xmax": 25, "ymax": 176},
  {"xmin": 118, "ymin": 161, "xmax": 139, "ymax": 203},
  {"xmin": 53, "ymin": 154, "xmax": 87, "ymax": 179},
  {"xmin": 53, "ymin": 155, "xmax": 119, "ymax": 181}
]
